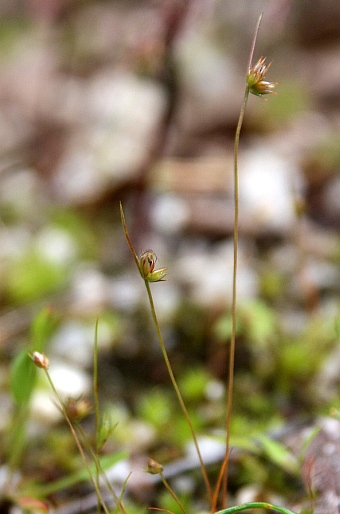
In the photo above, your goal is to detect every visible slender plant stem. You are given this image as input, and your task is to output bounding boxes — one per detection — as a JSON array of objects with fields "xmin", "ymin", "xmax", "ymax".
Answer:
[
  {"xmin": 215, "ymin": 502, "xmax": 298, "ymax": 514},
  {"xmin": 44, "ymin": 371, "xmax": 111, "ymax": 514},
  {"xmin": 248, "ymin": 13, "xmax": 263, "ymax": 71},
  {"xmin": 120, "ymin": 201, "xmax": 212, "ymax": 502},
  {"xmin": 218, "ymin": 85, "xmax": 250, "ymax": 511},
  {"xmin": 211, "ymin": 453, "xmax": 227, "ymax": 511},
  {"xmin": 217, "ymin": 12, "xmax": 264, "ymax": 509},
  {"xmin": 160, "ymin": 472, "xmax": 186, "ymax": 514},
  {"xmin": 144, "ymin": 281, "xmax": 213, "ymax": 504},
  {"xmin": 93, "ymin": 319, "xmax": 100, "ymax": 449},
  {"xmin": 77, "ymin": 423, "xmax": 128, "ymax": 514},
  {"xmin": 120, "ymin": 202, "xmax": 140, "ymax": 271},
  {"xmin": 92, "ymin": 321, "xmax": 101, "ymax": 514}
]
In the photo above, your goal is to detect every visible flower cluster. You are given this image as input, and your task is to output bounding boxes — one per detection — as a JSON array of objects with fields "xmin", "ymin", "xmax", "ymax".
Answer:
[
  {"xmin": 246, "ymin": 56, "xmax": 277, "ymax": 97},
  {"xmin": 139, "ymin": 250, "xmax": 167, "ymax": 282}
]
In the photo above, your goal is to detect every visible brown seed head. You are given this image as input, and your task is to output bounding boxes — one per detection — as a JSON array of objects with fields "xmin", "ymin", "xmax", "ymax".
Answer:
[
  {"xmin": 139, "ymin": 250, "xmax": 167, "ymax": 282},
  {"xmin": 145, "ymin": 457, "xmax": 164, "ymax": 475},
  {"xmin": 65, "ymin": 397, "xmax": 92, "ymax": 421},
  {"xmin": 32, "ymin": 351, "xmax": 49, "ymax": 370},
  {"xmin": 247, "ymin": 56, "xmax": 277, "ymax": 97}
]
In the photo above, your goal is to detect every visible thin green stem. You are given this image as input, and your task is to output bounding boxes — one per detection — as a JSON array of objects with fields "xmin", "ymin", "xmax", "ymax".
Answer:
[
  {"xmin": 120, "ymin": 202, "xmax": 212, "ymax": 504},
  {"xmin": 44, "ymin": 371, "xmax": 111, "ymax": 514},
  {"xmin": 114, "ymin": 473, "xmax": 132, "ymax": 514},
  {"xmin": 215, "ymin": 502, "xmax": 298, "ymax": 514},
  {"xmin": 248, "ymin": 13, "xmax": 263, "ymax": 71},
  {"xmin": 160, "ymin": 472, "xmax": 186, "ymax": 514},
  {"xmin": 93, "ymin": 320, "xmax": 101, "ymax": 514},
  {"xmin": 217, "ymin": 85, "xmax": 250, "ymax": 510},
  {"xmin": 120, "ymin": 202, "xmax": 141, "ymax": 273},
  {"xmin": 144, "ymin": 281, "xmax": 213, "ymax": 504},
  {"xmin": 77, "ymin": 423, "xmax": 128, "ymax": 514},
  {"xmin": 93, "ymin": 319, "xmax": 100, "ymax": 449}
]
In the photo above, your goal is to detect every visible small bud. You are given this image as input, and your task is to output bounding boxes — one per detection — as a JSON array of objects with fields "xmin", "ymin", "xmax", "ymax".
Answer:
[
  {"xmin": 247, "ymin": 56, "xmax": 277, "ymax": 97},
  {"xmin": 139, "ymin": 250, "xmax": 167, "ymax": 282},
  {"xmin": 31, "ymin": 351, "xmax": 49, "ymax": 370},
  {"xmin": 145, "ymin": 458, "xmax": 164, "ymax": 475}
]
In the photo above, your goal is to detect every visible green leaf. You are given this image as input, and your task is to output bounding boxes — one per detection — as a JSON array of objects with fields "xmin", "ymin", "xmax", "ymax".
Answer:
[
  {"xmin": 256, "ymin": 434, "xmax": 298, "ymax": 474},
  {"xmin": 228, "ymin": 435, "xmax": 259, "ymax": 454},
  {"xmin": 96, "ymin": 414, "xmax": 118, "ymax": 452},
  {"xmin": 30, "ymin": 307, "xmax": 57, "ymax": 353},
  {"xmin": 215, "ymin": 501, "xmax": 298, "ymax": 513},
  {"xmin": 10, "ymin": 349, "xmax": 37, "ymax": 407},
  {"xmin": 10, "ymin": 308, "xmax": 56, "ymax": 406}
]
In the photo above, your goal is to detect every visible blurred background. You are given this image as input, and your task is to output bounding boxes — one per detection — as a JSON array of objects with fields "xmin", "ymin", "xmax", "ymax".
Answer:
[{"xmin": 1, "ymin": 0, "xmax": 340, "ymax": 510}]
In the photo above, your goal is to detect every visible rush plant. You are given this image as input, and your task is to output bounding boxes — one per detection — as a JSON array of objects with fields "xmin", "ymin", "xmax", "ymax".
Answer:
[
  {"xmin": 120, "ymin": 12, "xmax": 298, "ymax": 514},
  {"xmin": 25, "ymin": 11, "xmax": 301, "ymax": 514}
]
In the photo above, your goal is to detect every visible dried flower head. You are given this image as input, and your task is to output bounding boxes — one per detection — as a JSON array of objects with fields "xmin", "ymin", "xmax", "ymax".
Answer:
[
  {"xmin": 145, "ymin": 458, "xmax": 164, "ymax": 475},
  {"xmin": 139, "ymin": 250, "xmax": 167, "ymax": 282},
  {"xmin": 31, "ymin": 351, "xmax": 49, "ymax": 370},
  {"xmin": 64, "ymin": 397, "xmax": 92, "ymax": 421},
  {"xmin": 247, "ymin": 56, "xmax": 277, "ymax": 97}
]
